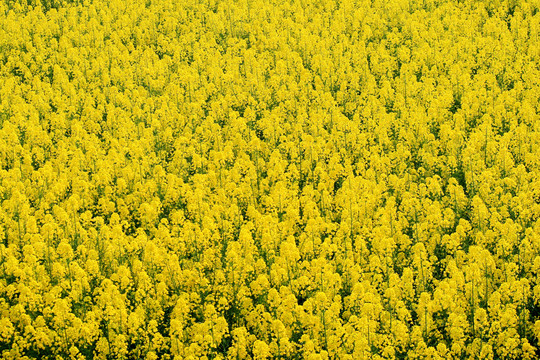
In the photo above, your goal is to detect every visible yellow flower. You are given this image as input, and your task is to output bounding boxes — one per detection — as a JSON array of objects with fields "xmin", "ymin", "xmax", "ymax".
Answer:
[{"xmin": 253, "ymin": 340, "xmax": 271, "ymax": 360}]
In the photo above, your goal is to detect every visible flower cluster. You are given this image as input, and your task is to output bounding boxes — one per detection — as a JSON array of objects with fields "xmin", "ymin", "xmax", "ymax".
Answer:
[{"xmin": 1, "ymin": 0, "xmax": 540, "ymax": 359}]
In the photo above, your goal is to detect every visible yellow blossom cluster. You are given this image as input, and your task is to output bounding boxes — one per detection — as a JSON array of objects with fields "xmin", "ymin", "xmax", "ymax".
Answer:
[{"xmin": 0, "ymin": 0, "xmax": 540, "ymax": 359}]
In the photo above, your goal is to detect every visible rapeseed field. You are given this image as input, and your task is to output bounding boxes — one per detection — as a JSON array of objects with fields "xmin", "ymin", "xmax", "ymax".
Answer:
[{"xmin": 0, "ymin": 0, "xmax": 539, "ymax": 358}]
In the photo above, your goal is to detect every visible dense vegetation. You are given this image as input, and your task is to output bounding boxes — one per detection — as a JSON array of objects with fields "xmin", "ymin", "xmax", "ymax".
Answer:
[{"xmin": 0, "ymin": 0, "xmax": 539, "ymax": 359}]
